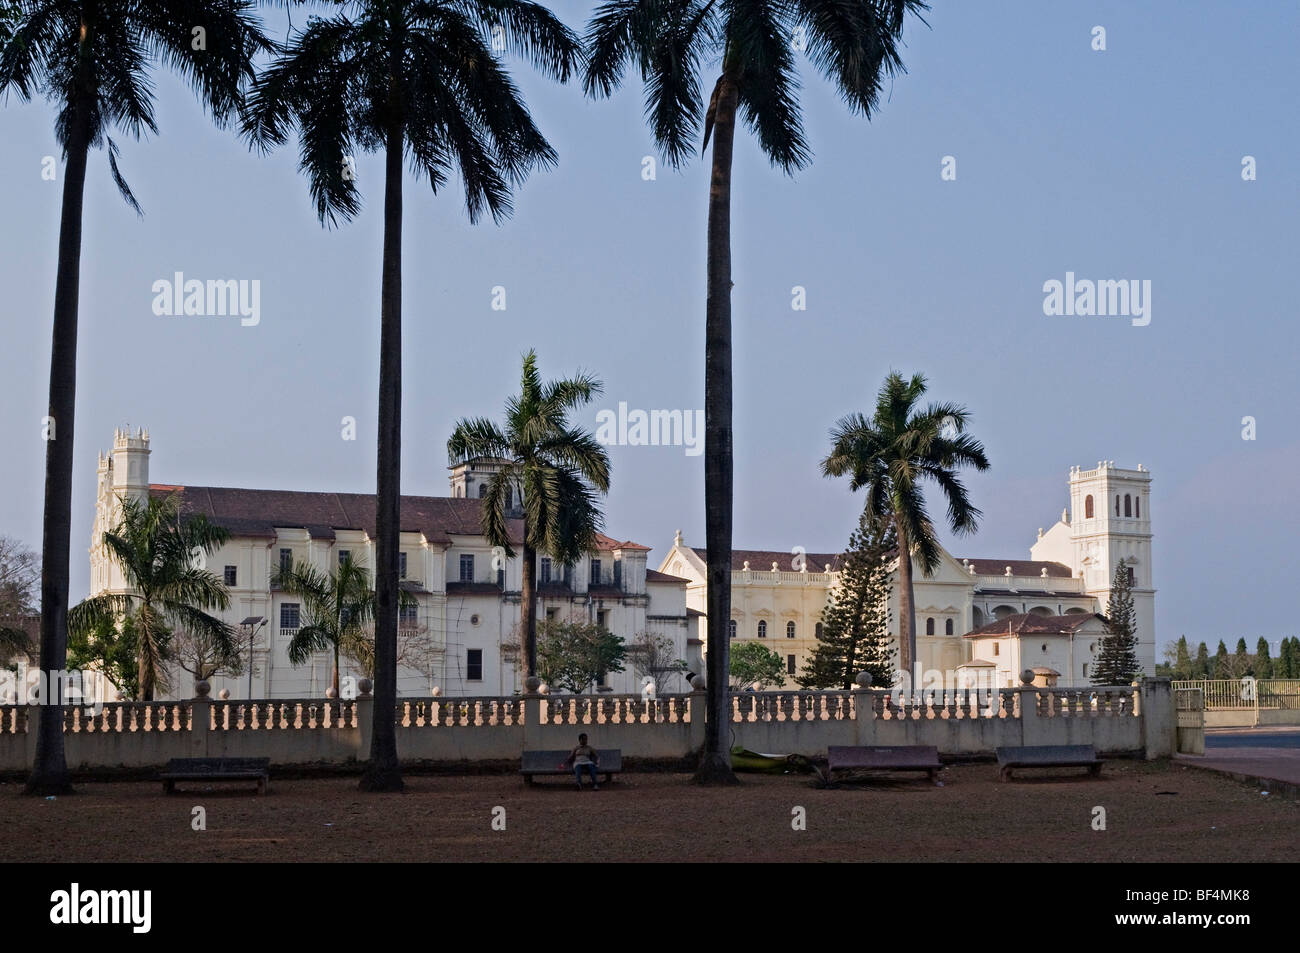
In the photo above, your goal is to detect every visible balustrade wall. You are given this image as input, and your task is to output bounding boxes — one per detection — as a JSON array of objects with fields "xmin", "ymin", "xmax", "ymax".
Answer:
[{"xmin": 0, "ymin": 680, "xmax": 1172, "ymax": 772}]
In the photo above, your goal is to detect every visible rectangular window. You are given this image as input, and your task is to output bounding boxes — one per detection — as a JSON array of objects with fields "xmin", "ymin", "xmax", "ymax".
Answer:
[
  {"xmin": 1082, "ymin": 663, "xmax": 1089, "ymax": 678},
  {"xmin": 597, "ymin": 610, "xmax": 608, "ymax": 629},
  {"xmin": 540, "ymin": 557, "xmax": 552, "ymax": 585},
  {"xmin": 223, "ymin": 565, "xmax": 237, "ymax": 587},
  {"xmin": 613, "ymin": 559, "xmax": 622, "ymax": 588},
  {"xmin": 279, "ymin": 548, "xmax": 292, "ymax": 573},
  {"xmin": 546, "ymin": 608, "xmax": 558, "ymax": 621},
  {"xmin": 399, "ymin": 603, "xmax": 418, "ymax": 628},
  {"xmin": 590, "ymin": 559, "xmax": 601, "ymax": 586},
  {"xmin": 459, "ymin": 554, "xmax": 475, "ymax": 583},
  {"xmin": 993, "ymin": 643, "xmax": 1000, "ymax": 657},
  {"xmin": 398, "ymin": 552, "xmax": 408, "ymax": 579},
  {"xmin": 467, "ymin": 648, "xmax": 483, "ymax": 682},
  {"xmin": 280, "ymin": 603, "xmax": 300, "ymax": 630},
  {"xmin": 787, "ymin": 654, "xmax": 796, "ymax": 675},
  {"xmin": 338, "ymin": 549, "xmax": 351, "ymax": 567}
]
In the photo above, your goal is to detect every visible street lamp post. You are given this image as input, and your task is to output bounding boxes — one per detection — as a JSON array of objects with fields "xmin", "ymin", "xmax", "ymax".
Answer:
[{"xmin": 240, "ymin": 616, "xmax": 267, "ymax": 699}]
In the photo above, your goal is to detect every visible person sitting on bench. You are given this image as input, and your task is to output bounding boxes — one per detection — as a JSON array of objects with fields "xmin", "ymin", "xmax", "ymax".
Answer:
[{"xmin": 562, "ymin": 733, "xmax": 601, "ymax": 790}]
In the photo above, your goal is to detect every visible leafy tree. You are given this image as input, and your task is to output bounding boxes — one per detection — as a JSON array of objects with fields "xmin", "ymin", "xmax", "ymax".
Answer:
[
  {"xmin": 1280, "ymin": 638, "xmax": 1297, "ymax": 679},
  {"xmin": 1091, "ymin": 559, "xmax": 1142, "ymax": 686},
  {"xmin": 1213, "ymin": 640, "xmax": 1230, "ymax": 679},
  {"xmin": 1194, "ymin": 641, "xmax": 1210, "ymax": 678},
  {"xmin": 245, "ymin": 0, "xmax": 580, "ymax": 793},
  {"xmin": 729, "ymin": 641, "xmax": 786, "ymax": 690},
  {"xmin": 1174, "ymin": 636, "xmax": 1192, "ymax": 679},
  {"xmin": 71, "ymin": 494, "xmax": 232, "ymax": 700},
  {"xmin": 2, "ymin": 0, "xmax": 267, "ymax": 796},
  {"xmin": 1255, "ymin": 638, "xmax": 1273, "ymax": 680},
  {"xmin": 822, "ymin": 372, "xmax": 990, "ymax": 677},
  {"xmin": 583, "ymin": 0, "xmax": 928, "ymax": 786},
  {"xmin": 448, "ymin": 351, "xmax": 610, "ymax": 680},
  {"xmin": 629, "ymin": 631, "xmax": 687, "ymax": 694},
  {"xmin": 67, "ymin": 610, "xmax": 140, "ymax": 700},
  {"xmin": 797, "ymin": 515, "xmax": 896, "ymax": 690},
  {"xmin": 537, "ymin": 619, "xmax": 627, "ymax": 694}
]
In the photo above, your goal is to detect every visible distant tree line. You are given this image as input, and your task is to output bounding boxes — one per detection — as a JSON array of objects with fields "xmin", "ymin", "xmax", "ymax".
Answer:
[{"xmin": 1157, "ymin": 635, "xmax": 1300, "ymax": 680}]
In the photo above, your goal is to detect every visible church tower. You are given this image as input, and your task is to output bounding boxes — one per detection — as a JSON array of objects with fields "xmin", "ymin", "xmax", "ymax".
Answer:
[
  {"xmin": 90, "ymin": 427, "xmax": 151, "ymax": 595},
  {"xmin": 1065, "ymin": 461, "xmax": 1156, "ymax": 674}
]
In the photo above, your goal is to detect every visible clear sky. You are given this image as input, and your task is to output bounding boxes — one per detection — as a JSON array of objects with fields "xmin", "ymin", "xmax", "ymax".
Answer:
[{"xmin": 2, "ymin": 1, "xmax": 1296, "ymax": 657}]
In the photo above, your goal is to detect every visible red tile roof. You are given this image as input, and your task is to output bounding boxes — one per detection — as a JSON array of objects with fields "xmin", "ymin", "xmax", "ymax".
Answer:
[
  {"xmin": 963, "ymin": 612, "xmax": 1103, "ymax": 639},
  {"xmin": 150, "ymin": 484, "xmax": 651, "ymax": 552},
  {"xmin": 645, "ymin": 569, "xmax": 689, "ymax": 584},
  {"xmin": 691, "ymin": 548, "xmax": 843, "ymax": 572},
  {"xmin": 960, "ymin": 558, "xmax": 1073, "ymax": 578}
]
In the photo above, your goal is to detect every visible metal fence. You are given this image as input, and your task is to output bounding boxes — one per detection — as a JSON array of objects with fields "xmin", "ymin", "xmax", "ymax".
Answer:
[{"xmin": 1172, "ymin": 679, "xmax": 1300, "ymax": 711}]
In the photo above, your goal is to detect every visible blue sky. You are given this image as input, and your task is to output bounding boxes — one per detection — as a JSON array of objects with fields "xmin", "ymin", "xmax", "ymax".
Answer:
[{"xmin": 2, "ymin": 1, "xmax": 1296, "ymax": 655}]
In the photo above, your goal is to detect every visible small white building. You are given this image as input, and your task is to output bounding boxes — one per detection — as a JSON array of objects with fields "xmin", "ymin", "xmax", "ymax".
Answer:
[{"xmin": 90, "ymin": 429, "xmax": 696, "ymax": 699}]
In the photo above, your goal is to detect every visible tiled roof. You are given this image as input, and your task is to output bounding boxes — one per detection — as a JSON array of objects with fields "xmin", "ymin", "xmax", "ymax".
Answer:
[
  {"xmin": 645, "ymin": 569, "xmax": 689, "ymax": 584},
  {"xmin": 960, "ymin": 558, "xmax": 1073, "ymax": 579},
  {"xmin": 691, "ymin": 548, "xmax": 843, "ymax": 572},
  {"xmin": 963, "ymin": 612, "xmax": 1103, "ymax": 639},
  {"xmin": 150, "ymin": 484, "xmax": 650, "ymax": 552}
]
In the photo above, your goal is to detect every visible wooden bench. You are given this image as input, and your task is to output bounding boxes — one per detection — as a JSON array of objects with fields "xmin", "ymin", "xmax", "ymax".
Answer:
[
  {"xmin": 521, "ymin": 750, "xmax": 622, "ymax": 786},
  {"xmin": 826, "ymin": 745, "xmax": 942, "ymax": 785},
  {"xmin": 996, "ymin": 745, "xmax": 1101, "ymax": 782},
  {"xmin": 159, "ymin": 757, "xmax": 271, "ymax": 795}
]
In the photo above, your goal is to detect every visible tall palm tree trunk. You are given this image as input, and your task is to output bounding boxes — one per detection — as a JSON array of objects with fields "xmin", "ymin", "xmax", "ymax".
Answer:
[
  {"xmin": 521, "ymin": 540, "xmax": 537, "ymax": 678},
  {"xmin": 695, "ymin": 74, "xmax": 740, "ymax": 785},
  {"xmin": 332, "ymin": 641, "xmax": 340, "ymax": 697},
  {"xmin": 894, "ymin": 516, "xmax": 915, "ymax": 687},
  {"xmin": 360, "ymin": 110, "xmax": 404, "ymax": 793},
  {"xmin": 25, "ymin": 108, "xmax": 91, "ymax": 797}
]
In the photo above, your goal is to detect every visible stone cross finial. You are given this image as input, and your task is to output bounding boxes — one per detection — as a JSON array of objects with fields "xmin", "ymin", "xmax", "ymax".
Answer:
[{"xmin": 674, "ymin": 528, "xmax": 683, "ymax": 547}]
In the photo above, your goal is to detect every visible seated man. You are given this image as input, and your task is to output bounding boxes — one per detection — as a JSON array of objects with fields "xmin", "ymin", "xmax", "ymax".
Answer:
[{"xmin": 562, "ymin": 733, "xmax": 601, "ymax": 790}]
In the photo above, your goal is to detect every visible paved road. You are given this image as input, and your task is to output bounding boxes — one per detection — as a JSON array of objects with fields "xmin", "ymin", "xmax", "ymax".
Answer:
[{"xmin": 1179, "ymin": 727, "xmax": 1300, "ymax": 786}]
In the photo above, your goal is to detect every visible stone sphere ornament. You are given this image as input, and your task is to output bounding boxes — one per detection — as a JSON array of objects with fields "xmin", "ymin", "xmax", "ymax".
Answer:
[
  {"xmin": 194, "ymin": 680, "xmax": 211, "ymax": 698},
  {"xmin": 357, "ymin": 678, "xmax": 373, "ymax": 697},
  {"xmin": 689, "ymin": 673, "xmax": 706, "ymax": 690},
  {"xmin": 1020, "ymin": 670, "xmax": 1036, "ymax": 685},
  {"xmin": 524, "ymin": 676, "xmax": 542, "ymax": 693},
  {"xmin": 854, "ymin": 672, "xmax": 873, "ymax": 688}
]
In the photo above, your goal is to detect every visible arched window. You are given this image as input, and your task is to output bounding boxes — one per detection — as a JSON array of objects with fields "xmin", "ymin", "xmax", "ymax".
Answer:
[
  {"xmin": 786, "ymin": 621, "xmax": 796, "ymax": 639},
  {"xmin": 757, "ymin": 620, "xmax": 767, "ymax": 639},
  {"xmin": 1124, "ymin": 494, "xmax": 1132, "ymax": 517},
  {"xmin": 945, "ymin": 618, "xmax": 954, "ymax": 636},
  {"xmin": 1135, "ymin": 496, "xmax": 1140, "ymax": 518},
  {"xmin": 1126, "ymin": 566, "xmax": 1135, "ymax": 586},
  {"xmin": 728, "ymin": 619, "xmax": 736, "ymax": 639},
  {"xmin": 477, "ymin": 484, "xmax": 488, "ymax": 498},
  {"xmin": 1084, "ymin": 495, "xmax": 1094, "ymax": 518},
  {"xmin": 815, "ymin": 622, "xmax": 823, "ymax": 640},
  {"xmin": 925, "ymin": 617, "xmax": 935, "ymax": 636}
]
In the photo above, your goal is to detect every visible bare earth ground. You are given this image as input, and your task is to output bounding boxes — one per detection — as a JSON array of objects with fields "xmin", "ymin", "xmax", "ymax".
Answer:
[{"xmin": 2, "ymin": 760, "xmax": 1295, "ymax": 862}]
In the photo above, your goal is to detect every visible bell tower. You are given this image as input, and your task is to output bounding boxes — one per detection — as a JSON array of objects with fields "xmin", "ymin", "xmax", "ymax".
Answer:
[{"xmin": 1067, "ymin": 461, "xmax": 1155, "ymax": 673}]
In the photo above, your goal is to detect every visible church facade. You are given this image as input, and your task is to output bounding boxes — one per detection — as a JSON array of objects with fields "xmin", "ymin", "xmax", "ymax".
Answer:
[
  {"xmin": 90, "ymin": 429, "xmax": 697, "ymax": 700},
  {"xmin": 657, "ymin": 461, "xmax": 1155, "ymax": 688}
]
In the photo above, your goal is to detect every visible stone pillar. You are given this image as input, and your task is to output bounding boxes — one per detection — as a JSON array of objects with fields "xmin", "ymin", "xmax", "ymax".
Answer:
[
  {"xmin": 521, "ymin": 677, "xmax": 542, "ymax": 754},
  {"xmin": 687, "ymin": 689, "xmax": 706, "ymax": 755},
  {"xmin": 191, "ymin": 682, "xmax": 211, "ymax": 758},
  {"xmin": 852, "ymin": 672, "xmax": 875, "ymax": 746},
  {"xmin": 1017, "ymin": 670, "xmax": 1040, "ymax": 746},
  {"xmin": 1140, "ymin": 677, "xmax": 1174, "ymax": 760},
  {"xmin": 356, "ymin": 679, "xmax": 373, "ymax": 762}
]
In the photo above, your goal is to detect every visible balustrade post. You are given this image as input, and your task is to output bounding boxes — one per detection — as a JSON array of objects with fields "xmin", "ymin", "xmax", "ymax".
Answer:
[
  {"xmin": 1017, "ymin": 671, "xmax": 1039, "ymax": 746},
  {"xmin": 687, "ymin": 688, "xmax": 706, "ymax": 753},
  {"xmin": 521, "ymin": 678, "xmax": 542, "ymax": 754},
  {"xmin": 191, "ymin": 682, "xmax": 211, "ymax": 758},
  {"xmin": 356, "ymin": 679, "xmax": 373, "ymax": 762}
]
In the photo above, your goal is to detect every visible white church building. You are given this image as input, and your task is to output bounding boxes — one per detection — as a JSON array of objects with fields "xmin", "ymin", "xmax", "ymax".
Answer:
[
  {"xmin": 90, "ymin": 429, "xmax": 698, "ymax": 700},
  {"xmin": 658, "ymin": 461, "xmax": 1155, "ymax": 688}
]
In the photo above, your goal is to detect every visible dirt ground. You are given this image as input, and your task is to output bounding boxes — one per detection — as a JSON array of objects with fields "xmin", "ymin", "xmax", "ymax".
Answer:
[{"xmin": 2, "ymin": 759, "xmax": 1295, "ymax": 862}]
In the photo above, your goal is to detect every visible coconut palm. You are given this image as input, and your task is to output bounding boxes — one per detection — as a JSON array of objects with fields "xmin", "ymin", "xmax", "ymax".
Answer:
[
  {"xmin": 243, "ymin": 0, "xmax": 580, "ymax": 793},
  {"xmin": 448, "ymin": 350, "xmax": 611, "ymax": 681},
  {"xmin": 271, "ymin": 554, "xmax": 399, "ymax": 698},
  {"xmin": 822, "ymin": 371, "xmax": 990, "ymax": 680},
  {"xmin": 2, "ymin": 0, "xmax": 268, "ymax": 796},
  {"xmin": 583, "ymin": 0, "xmax": 927, "ymax": 783},
  {"xmin": 71, "ymin": 493, "xmax": 234, "ymax": 701}
]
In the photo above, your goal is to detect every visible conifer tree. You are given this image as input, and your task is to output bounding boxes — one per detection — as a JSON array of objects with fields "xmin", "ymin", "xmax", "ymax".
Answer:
[
  {"xmin": 1194, "ymin": 641, "xmax": 1210, "ymax": 678},
  {"xmin": 1234, "ymin": 637, "xmax": 1251, "ymax": 676},
  {"xmin": 1091, "ymin": 559, "xmax": 1142, "ymax": 685},
  {"xmin": 797, "ymin": 516, "xmax": 896, "ymax": 690},
  {"xmin": 1174, "ymin": 636, "xmax": 1192, "ymax": 679},
  {"xmin": 1213, "ymin": 640, "xmax": 1229, "ymax": 678},
  {"xmin": 1255, "ymin": 637, "xmax": 1273, "ymax": 679}
]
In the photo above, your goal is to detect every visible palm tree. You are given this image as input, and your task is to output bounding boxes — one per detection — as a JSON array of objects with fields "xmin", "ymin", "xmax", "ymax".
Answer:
[
  {"xmin": 243, "ymin": 0, "xmax": 580, "ymax": 793},
  {"xmin": 448, "ymin": 350, "xmax": 611, "ymax": 681},
  {"xmin": 71, "ymin": 493, "xmax": 235, "ymax": 700},
  {"xmin": 2, "ymin": 0, "xmax": 268, "ymax": 796},
  {"xmin": 822, "ymin": 371, "xmax": 990, "ymax": 681},
  {"xmin": 583, "ymin": 0, "xmax": 927, "ymax": 783},
  {"xmin": 271, "ymin": 554, "xmax": 379, "ymax": 698}
]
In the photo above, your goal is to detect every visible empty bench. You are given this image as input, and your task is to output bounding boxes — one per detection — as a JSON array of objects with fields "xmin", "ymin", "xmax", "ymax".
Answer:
[
  {"xmin": 826, "ymin": 746, "xmax": 942, "ymax": 785},
  {"xmin": 159, "ymin": 758, "xmax": 271, "ymax": 795},
  {"xmin": 996, "ymin": 745, "xmax": 1101, "ymax": 782},
  {"xmin": 521, "ymin": 750, "xmax": 622, "ymax": 786}
]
